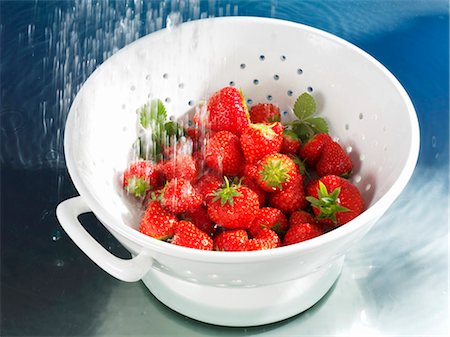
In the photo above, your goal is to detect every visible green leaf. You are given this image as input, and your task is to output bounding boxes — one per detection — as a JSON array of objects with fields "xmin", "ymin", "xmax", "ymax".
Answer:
[
  {"xmin": 305, "ymin": 117, "xmax": 329, "ymax": 134},
  {"xmin": 293, "ymin": 92, "xmax": 316, "ymax": 120},
  {"xmin": 139, "ymin": 99, "xmax": 167, "ymax": 129},
  {"xmin": 164, "ymin": 121, "xmax": 185, "ymax": 138},
  {"xmin": 292, "ymin": 122, "xmax": 315, "ymax": 142}
]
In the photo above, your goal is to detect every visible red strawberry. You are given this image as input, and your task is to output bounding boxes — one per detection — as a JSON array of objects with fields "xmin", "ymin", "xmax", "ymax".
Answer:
[
  {"xmin": 182, "ymin": 206, "xmax": 215, "ymax": 236},
  {"xmin": 306, "ymin": 175, "xmax": 365, "ymax": 227},
  {"xmin": 241, "ymin": 177, "xmax": 267, "ymax": 207},
  {"xmin": 283, "ymin": 222, "xmax": 324, "ymax": 246},
  {"xmin": 163, "ymin": 137, "xmax": 193, "ymax": 159},
  {"xmin": 240, "ymin": 123, "xmax": 283, "ymax": 164},
  {"xmin": 161, "ymin": 154, "xmax": 198, "ymax": 182},
  {"xmin": 123, "ymin": 160, "xmax": 161, "ymax": 198},
  {"xmin": 256, "ymin": 153, "xmax": 300, "ymax": 192},
  {"xmin": 207, "ymin": 86, "xmax": 249, "ymax": 136},
  {"xmin": 315, "ymin": 140, "xmax": 353, "ymax": 177},
  {"xmin": 214, "ymin": 229, "xmax": 248, "ymax": 251},
  {"xmin": 139, "ymin": 200, "xmax": 178, "ymax": 240},
  {"xmin": 249, "ymin": 103, "xmax": 281, "ymax": 124},
  {"xmin": 280, "ymin": 130, "xmax": 302, "ymax": 155},
  {"xmin": 269, "ymin": 178, "xmax": 308, "ymax": 215},
  {"xmin": 186, "ymin": 127, "xmax": 202, "ymax": 143},
  {"xmin": 171, "ymin": 220, "xmax": 213, "ymax": 250},
  {"xmin": 161, "ymin": 178, "xmax": 202, "ymax": 214},
  {"xmin": 289, "ymin": 210, "xmax": 316, "ymax": 226},
  {"xmin": 248, "ymin": 207, "xmax": 288, "ymax": 237},
  {"xmin": 194, "ymin": 173, "xmax": 223, "ymax": 204},
  {"xmin": 207, "ymin": 178, "xmax": 259, "ymax": 229},
  {"xmin": 205, "ymin": 131, "xmax": 244, "ymax": 176},
  {"xmin": 243, "ymin": 163, "xmax": 259, "ymax": 181},
  {"xmin": 299, "ymin": 133, "xmax": 332, "ymax": 167},
  {"xmin": 245, "ymin": 228, "xmax": 281, "ymax": 251}
]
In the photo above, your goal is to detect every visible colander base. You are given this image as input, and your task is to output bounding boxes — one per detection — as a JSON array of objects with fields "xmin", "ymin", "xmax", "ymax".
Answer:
[{"xmin": 141, "ymin": 256, "xmax": 344, "ymax": 327}]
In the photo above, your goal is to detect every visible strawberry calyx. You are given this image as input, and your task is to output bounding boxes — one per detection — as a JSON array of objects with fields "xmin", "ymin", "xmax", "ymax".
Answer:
[
  {"xmin": 306, "ymin": 181, "xmax": 349, "ymax": 224},
  {"xmin": 250, "ymin": 122, "xmax": 278, "ymax": 137},
  {"xmin": 211, "ymin": 177, "xmax": 242, "ymax": 206},
  {"xmin": 125, "ymin": 176, "xmax": 151, "ymax": 198},
  {"xmin": 259, "ymin": 158, "xmax": 290, "ymax": 190}
]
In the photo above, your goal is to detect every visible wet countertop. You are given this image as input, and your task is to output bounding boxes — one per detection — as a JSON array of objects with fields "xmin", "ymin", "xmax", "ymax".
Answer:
[{"xmin": 1, "ymin": 1, "xmax": 448, "ymax": 336}]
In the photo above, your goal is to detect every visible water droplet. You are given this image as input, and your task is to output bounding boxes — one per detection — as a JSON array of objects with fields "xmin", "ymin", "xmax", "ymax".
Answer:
[
  {"xmin": 51, "ymin": 229, "xmax": 61, "ymax": 241},
  {"xmin": 431, "ymin": 136, "xmax": 437, "ymax": 148},
  {"xmin": 55, "ymin": 259, "xmax": 65, "ymax": 267},
  {"xmin": 346, "ymin": 146, "xmax": 352, "ymax": 153},
  {"xmin": 166, "ymin": 11, "xmax": 182, "ymax": 31}
]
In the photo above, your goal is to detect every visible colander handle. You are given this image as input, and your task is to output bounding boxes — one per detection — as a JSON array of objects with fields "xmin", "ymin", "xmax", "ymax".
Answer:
[{"xmin": 56, "ymin": 196, "xmax": 153, "ymax": 282}]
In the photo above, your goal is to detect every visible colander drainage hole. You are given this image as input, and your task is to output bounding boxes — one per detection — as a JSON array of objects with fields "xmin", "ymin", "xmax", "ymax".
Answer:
[
  {"xmin": 188, "ymin": 100, "xmax": 194, "ymax": 106},
  {"xmin": 178, "ymin": 83, "xmax": 184, "ymax": 89},
  {"xmin": 259, "ymin": 55, "xmax": 265, "ymax": 61},
  {"xmin": 163, "ymin": 73, "xmax": 168, "ymax": 79},
  {"xmin": 287, "ymin": 90, "xmax": 293, "ymax": 97},
  {"xmin": 130, "ymin": 85, "xmax": 136, "ymax": 91},
  {"xmin": 359, "ymin": 113, "xmax": 364, "ymax": 120},
  {"xmin": 273, "ymin": 74, "xmax": 279, "ymax": 80},
  {"xmin": 247, "ymin": 98, "xmax": 253, "ymax": 105},
  {"xmin": 297, "ymin": 68, "xmax": 303, "ymax": 74},
  {"xmin": 229, "ymin": 80, "xmax": 235, "ymax": 86},
  {"xmin": 121, "ymin": 104, "xmax": 126, "ymax": 110},
  {"xmin": 307, "ymin": 86, "xmax": 314, "ymax": 92},
  {"xmin": 240, "ymin": 63, "xmax": 246, "ymax": 69},
  {"xmin": 345, "ymin": 123, "xmax": 350, "ymax": 130},
  {"xmin": 253, "ymin": 79, "xmax": 259, "ymax": 85},
  {"xmin": 280, "ymin": 55, "xmax": 286, "ymax": 61},
  {"xmin": 282, "ymin": 111, "xmax": 288, "ymax": 116},
  {"xmin": 165, "ymin": 97, "xmax": 171, "ymax": 103},
  {"xmin": 267, "ymin": 95, "xmax": 273, "ymax": 101}
]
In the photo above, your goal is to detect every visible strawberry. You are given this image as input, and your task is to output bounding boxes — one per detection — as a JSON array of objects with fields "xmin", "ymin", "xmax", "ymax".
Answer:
[
  {"xmin": 123, "ymin": 160, "xmax": 161, "ymax": 198},
  {"xmin": 283, "ymin": 222, "xmax": 324, "ymax": 246},
  {"xmin": 248, "ymin": 207, "xmax": 288, "ymax": 237},
  {"xmin": 243, "ymin": 163, "xmax": 259, "ymax": 181},
  {"xmin": 205, "ymin": 130, "xmax": 244, "ymax": 176},
  {"xmin": 214, "ymin": 229, "xmax": 248, "ymax": 251},
  {"xmin": 139, "ymin": 200, "xmax": 178, "ymax": 240},
  {"xmin": 289, "ymin": 210, "xmax": 316, "ymax": 226},
  {"xmin": 280, "ymin": 129, "xmax": 302, "ymax": 155},
  {"xmin": 306, "ymin": 175, "xmax": 364, "ymax": 227},
  {"xmin": 245, "ymin": 228, "xmax": 281, "ymax": 250},
  {"xmin": 163, "ymin": 137, "xmax": 193, "ymax": 159},
  {"xmin": 161, "ymin": 154, "xmax": 198, "ymax": 182},
  {"xmin": 214, "ymin": 228, "xmax": 281, "ymax": 251},
  {"xmin": 207, "ymin": 178, "xmax": 259, "ymax": 229},
  {"xmin": 207, "ymin": 86, "xmax": 249, "ymax": 136},
  {"xmin": 268, "ymin": 178, "xmax": 308, "ymax": 215},
  {"xmin": 171, "ymin": 220, "xmax": 213, "ymax": 250},
  {"xmin": 241, "ymin": 177, "xmax": 267, "ymax": 207},
  {"xmin": 240, "ymin": 123, "xmax": 283, "ymax": 164},
  {"xmin": 299, "ymin": 133, "xmax": 332, "ymax": 167},
  {"xmin": 182, "ymin": 206, "xmax": 215, "ymax": 236},
  {"xmin": 315, "ymin": 140, "xmax": 353, "ymax": 177},
  {"xmin": 256, "ymin": 153, "xmax": 300, "ymax": 192},
  {"xmin": 161, "ymin": 178, "xmax": 202, "ymax": 214},
  {"xmin": 249, "ymin": 103, "xmax": 281, "ymax": 124},
  {"xmin": 194, "ymin": 173, "xmax": 223, "ymax": 204}
]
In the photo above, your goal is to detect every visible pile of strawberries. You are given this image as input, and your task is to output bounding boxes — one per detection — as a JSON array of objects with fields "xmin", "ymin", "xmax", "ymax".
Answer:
[{"xmin": 122, "ymin": 86, "xmax": 365, "ymax": 251}]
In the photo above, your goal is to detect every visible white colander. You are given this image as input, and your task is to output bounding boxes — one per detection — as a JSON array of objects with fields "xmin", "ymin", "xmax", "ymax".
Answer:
[{"xmin": 56, "ymin": 17, "xmax": 419, "ymax": 327}]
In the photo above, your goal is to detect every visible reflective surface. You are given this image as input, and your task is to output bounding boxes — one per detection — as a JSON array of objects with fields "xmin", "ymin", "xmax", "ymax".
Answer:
[{"xmin": 1, "ymin": 0, "xmax": 448, "ymax": 336}]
